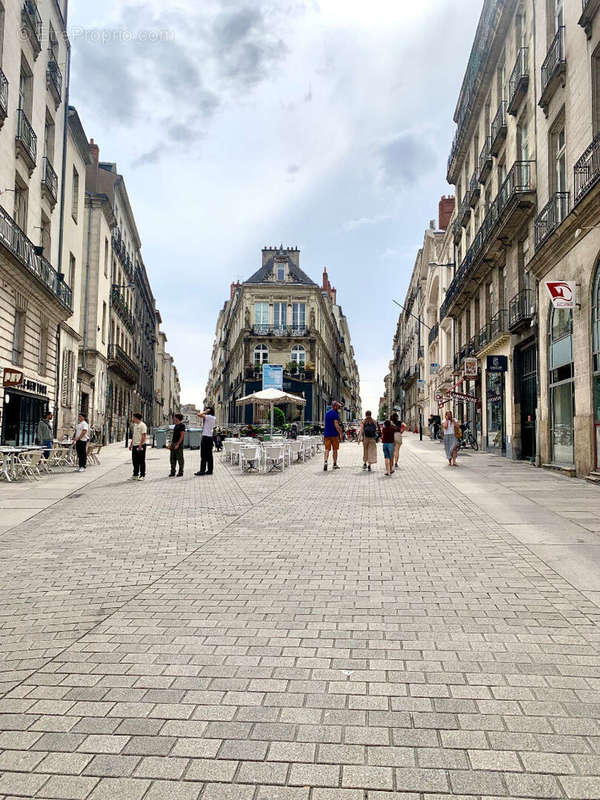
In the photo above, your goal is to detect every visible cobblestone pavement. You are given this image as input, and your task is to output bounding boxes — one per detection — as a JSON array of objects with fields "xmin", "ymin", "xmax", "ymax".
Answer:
[{"xmin": 1, "ymin": 439, "xmax": 600, "ymax": 799}]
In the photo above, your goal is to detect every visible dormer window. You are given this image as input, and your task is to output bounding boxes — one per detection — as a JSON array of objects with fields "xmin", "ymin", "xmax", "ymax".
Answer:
[{"xmin": 275, "ymin": 260, "xmax": 287, "ymax": 281}]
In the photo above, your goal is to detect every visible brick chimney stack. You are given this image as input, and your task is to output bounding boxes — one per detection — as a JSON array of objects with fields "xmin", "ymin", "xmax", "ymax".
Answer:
[
  {"xmin": 322, "ymin": 268, "xmax": 337, "ymax": 303},
  {"xmin": 89, "ymin": 138, "xmax": 99, "ymax": 165},
  {"xmin": 438, "ymin": 195, "xmax": 455, "ymax": 231},
  {"xmin": 230, "ymin": 281, "xmax": 240, "ymax": 301}
]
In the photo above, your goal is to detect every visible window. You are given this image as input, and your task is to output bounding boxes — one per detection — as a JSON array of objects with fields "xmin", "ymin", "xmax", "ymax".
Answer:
[
  {"xmin": 254, "ymin": 302, "xmax": 269, "ymax": 327},
  {"xmin": 553, "ymin": 125, "xmax": 566, "ymax": 193},
  {"xmin": 61, "ymin": 350, "xmax": 75, "ymax": 408},
  {"xmin": 554, "ymin": 0, "xmax": 564, "ymax": 31},
  {"xmin": 44, "ymin": 112, "xmax": 55, "ymax": 163},
  {"xmin": 518, "ymin": 118, "xmax": 529, "ymax": 162},
  {"xmin": 40, "ymin": 213, "xmax": 51, "ymax": 257},
  {"xmin": 291, "ymin": 345, "xmax": 306, "ymax": 365},
  {"xmin": 104, "ymin": 237, "xmax": 109, "ymax": 277},
  {"xmin": 0, "ymin": 3, "xmax": 5, "ymax": 65},
  {"xmin": 71, "ymin": 166, "xmax": 79, "ymax": 222},
  {"xmin": 68, "ymin": 253, "xmax": 75, "ymax": 288},
  {"xmin": 292, "ymin": 302, "xmax": 306, "ymax": 330},
  {"xmin": 254, "ymin": 343, "xmax": 268, "ymax": 365},
  {"xmin": 14, "ymin": 179, "xmax": 28, "ymax": 231},
  {"xmin": 38, "ymin": 321, "xmax": 48, "ymax": 376},
  {"xmin": 101, "ymin": 301, "xmax": 107, "ymax": 344},
  {"xmin": 273, "ymin": 302, "xmax": 287, "ymax": 329},
  {"xmin": 12, "ymin": 310, "xmax": 25, "ymax": 366},
  {"xmin": 593, "ymin": 45, "xmax": 600, "ymax": 137},
  {"xmin": 18, "ymin": 61, "xmax": 33, "ymax": 117}
]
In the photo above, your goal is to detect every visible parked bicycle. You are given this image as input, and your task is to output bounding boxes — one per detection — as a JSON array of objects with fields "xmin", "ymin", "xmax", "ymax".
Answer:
[{"xmin": 457, "ymin": 421, "xmax": 479, "ymax": 451}]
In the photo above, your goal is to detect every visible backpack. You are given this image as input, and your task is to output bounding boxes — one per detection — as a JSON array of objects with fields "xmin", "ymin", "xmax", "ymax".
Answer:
[{"xmin": 364, "ymin": 421, "xmax": 377, "ymax": 438}]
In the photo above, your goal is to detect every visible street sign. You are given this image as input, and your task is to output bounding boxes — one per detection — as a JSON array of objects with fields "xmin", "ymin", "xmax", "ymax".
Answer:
[
  {"xmin": 448, "ymin": 390, "xmax": 478, "ymax": 402},
  {"xmin": 430, "ymin": 363, "xmax": 439, "ymax": 374},
  {"xmin": 486, "ymin": 355, "xmax": 508, "ymax": 373},
  {"xmin": 463, "ymin": 357, "xmax": 478, "ymax": 378},
  {"xmin": 262, "ymin": 365, "xmax": 283, "ymax": 391},
  {"xmin": 545, "ymin": 280, "xmax": 576, "ymax": 309},
  {"xmin": 435, "ymin": 392, "xmax": 443, "ymax": 402}
]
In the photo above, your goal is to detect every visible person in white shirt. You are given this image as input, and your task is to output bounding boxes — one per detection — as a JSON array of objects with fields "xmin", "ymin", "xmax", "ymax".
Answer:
[
  {"xmin": 129, "ymin": 413, "xmax": 148, "ymax": 481},
  {"xmin": 195, "ymin": 406, "xmax": 216, "ymax": 476},
  {"xmin": 73, "ymin": 413, "xmax": 89, "ymax": 472}
]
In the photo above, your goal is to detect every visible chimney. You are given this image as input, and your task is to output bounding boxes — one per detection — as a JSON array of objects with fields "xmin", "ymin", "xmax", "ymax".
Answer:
[
  {"xmin": 89, "ymin": 138, "xmax": 99, "ymax": 165},
  {"xmin": 230, "ymin": 281, "xmax": 240, "ymax": 301},
  {"xmin": 438, "ymin": 195, "xmax": 455, "ymax": 231},
  {"xmin": 322, "ymin": 268, "xmax": 331, "ymax": 292}
]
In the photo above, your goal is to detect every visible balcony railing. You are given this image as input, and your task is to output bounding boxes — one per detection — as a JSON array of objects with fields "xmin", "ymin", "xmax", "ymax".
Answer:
[
  {"xmin": 108, "ymin": 344, "xmax": 139, "ymax": 385},
  {"xmin": 458, "ymin": 192, "xmax": 471, "ymax": 227},
  {"xmin": 440, "ymin": 161, "xmax": 536, "ymax": 321},
  {"xmin": 453, "ymin": 218, "xmax": 461, "ymax": 243},
  {"xmin": 579, "ymin": 0, "xmax": 600, "ymax": 37},
  {"xmin": 478, "ymin": 137, "xmax": 493, "ymax": 184},
  {"xmin": 252, "ymin": 325, "xmax": 308, "ymax": 337},
  {"xmin": 539, "ymin": 27, "xmax": 566, "ymax": 112},
  {"xmin": 21, "ymin": 0, "xmax": 42, "ymax": 56},
  {"xmin": 490, "ymin": 101, "xmax": 507, "ymax": 156},
  {"xmin": 47, "ymin": 57, "xmax": 62, "ymax": 104},
  {"xmin": 507, "ymin": 47, "xmax": 529, "ymax": 115},
  {"xmin": 535, "ymin": 192, "xmax": 570, "ymax": 249},
  {"xmin": 41, "ymin": 157, "xmax": 58, "ymax": 206},
  {"xmin": 574, "ymin": 133, "xmax": 600, "ymax": 204},
  {"xmin": 0, "ymin": 204, "xmax": 71, "ymax": 310},
  {"xmin": 428, "ymin": 323, "xmax": 439, "ymax": 346},
  {"xmin": 468, "ymin": 175, "xmax": 480, "ymax": 207},
  {"xmin": 467, "ymin": 336, "xmax": 478, "ymax": 356},
  {"xmin": 111, "ymin": 288, "xmax": 136, "ymax": 333},
  {"xmin": 0, "ymin": 69, "xmax": 7, "ymax": 123},
  {"xmin": 509, "ymin": 289, "xmax": 535, "ymax": 331},
  {"xmin": 489, "ymin": 309, "xmax": 508, "ymax": 342},
  {"xmin": 16, "ymin": 109, "xmax": 37, "ymax": 169},
  {"xmin": 418, "ymin": 345, "xmax": 424, "ymax": 360}
]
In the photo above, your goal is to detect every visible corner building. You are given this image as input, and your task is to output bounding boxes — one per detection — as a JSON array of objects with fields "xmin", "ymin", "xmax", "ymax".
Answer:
[
  {"xmin": 206, "ymin": 247, "xmax": 361, "ymax": 426},
  {"xmin": 443, "ymin": 0, "xmax": 600, "ymax": 477}
]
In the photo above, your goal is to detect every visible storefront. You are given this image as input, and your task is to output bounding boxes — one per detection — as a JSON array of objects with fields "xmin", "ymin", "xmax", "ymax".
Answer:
[
  {"xmin": 548, "ymin": 308, "xmax": 574, "ymax": 466},
  {"xmin": 1, "ymin": 370, "xmax": 50, "ymax": 446},
  {"xmin": 485, "ymin": 355, "xmax": 507, "ymax": 454}
]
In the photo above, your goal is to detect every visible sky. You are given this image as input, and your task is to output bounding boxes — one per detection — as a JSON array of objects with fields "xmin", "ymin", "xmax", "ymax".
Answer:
[{"xmin": 68, "ymin": 0, "xmax": 482, "ymax": 416}]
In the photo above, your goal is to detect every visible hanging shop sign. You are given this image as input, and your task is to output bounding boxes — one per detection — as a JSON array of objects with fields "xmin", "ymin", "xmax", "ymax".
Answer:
[
  {"xmin": 447, "ymin": 390, "xmax": 478, "ymax": 402},
  {"xmin": 486, "ymin": 355, "xmax": 508, "ymax": 373},
  {"xmin": 430, "ymin": 363, "xmax": 439, "ymax": 374},
  {"xmin": 545, "ymin": 280, "xmax": 576, "ymax": 309},
  {"xmin": 463, "ymin": 357, "xmax": 478, "ymax": 378},
  {"xmin": 3, "ymin": 368, "xmax": 24, "ymax": 388}
]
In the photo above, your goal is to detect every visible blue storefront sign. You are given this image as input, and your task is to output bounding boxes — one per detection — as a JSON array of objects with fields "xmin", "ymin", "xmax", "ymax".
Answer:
[
  {"xmin": 487, "ymin": 355, "xmax": 508, "ymax": 373},
  {"xmin": 263, "ymin": 365, "xmax": 283, "ymax": 391}
]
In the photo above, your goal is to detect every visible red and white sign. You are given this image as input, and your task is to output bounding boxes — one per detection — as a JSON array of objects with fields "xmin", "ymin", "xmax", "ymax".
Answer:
[
  {"xmin": 2, "ymin": 368, "xmax": 24, "ymax": 388},
  {"xmin": 463, "ymin": 357, "xmax": 478, "ymax": 378},
  {"xmin": 545, "ymin": 280, "xmax": 576, "ymax": 309},
  {"xmin": 448, "ymin": 390, "xmax": 478, "ymax": 402}
]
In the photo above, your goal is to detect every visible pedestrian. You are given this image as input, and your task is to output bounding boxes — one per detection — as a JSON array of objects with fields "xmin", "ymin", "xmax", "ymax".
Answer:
[
  {"xmin": 195, "ymin": 406, "xmax": 216, "ymax": 476},
  {"xmin": 380, "ymin": 420, "xmax": 396, "ymax": 476},
  {"xmin": 214, "ymin": 428, "xmax": 223, "ymax": 452},
  {"xmin": 391, "ymin": 412, "xmax": 406, "ymax": 469},
  {"xmin": 129, "ymin": 413, "xmax": 147, "ymax": 481},
  {"xmin": 442, "ymin": 409, "xmax": 459, "ymax": 466},
  {"xmin": 169, "ymin": 413, "xmax": 186, "ymax": 477},
  {"xmin": 36, "ymin": 411, "xmax": 53, "ymax": 458},
  {"xmin": 73, "ymin": 412, "xmax": 89, "ymax": 472},
  {"xmin": 360, "ymin": 410, "xmax": 377, "ymax": 471},
  {"xmin": 323, "ymin": 401, "xmax": 343, "ymax": 471}
]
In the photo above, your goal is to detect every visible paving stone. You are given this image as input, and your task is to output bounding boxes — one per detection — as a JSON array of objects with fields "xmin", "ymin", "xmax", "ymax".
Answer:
[
  {"xmin": 342, "ymin": 765, "xmax": 394, "ymax": 789},
  {"xmin": 288, "ymin": 763, "xmax": 340, "ymax": 787},
  {"xmin": 143, "ymin": 780, "xmax": 203, "ymax": 800},
  {"xmin": 237, "ymin": 760, "xmax": 289, "ymax": 784},
  {"xmin": 37, "ymin": 752, "xmax": 93, "ymax": 774},
  {"xmin": 133, "ymin": 756, "xmax": 188, "ymax": 779},
  {"xmin": 37, "ymin": 774, "xmax": 99, "ymax": 799},
  {"xmin": 83, "ymin": 754, "xmax": 141, "ymax": 777},
  {"xmin": 0, "ymin": 771, "xmax": 50, "ymax": 796},
  {"xmin": 87, "ymin": 777, "xmax": 151, "ymax": 800},
  {"xmin": 185, "ymin": 758, "xmax": 238, "ymax": 782}
]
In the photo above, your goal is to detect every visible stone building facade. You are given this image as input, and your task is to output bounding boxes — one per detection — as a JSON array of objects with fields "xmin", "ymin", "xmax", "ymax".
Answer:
[
  {"xmin": 206, "ymin": 247, "xmax": 361, "ymax": 426},
  {"xmin": 390, "ymin": 0, "xmax": 600, "ymax": 478}
]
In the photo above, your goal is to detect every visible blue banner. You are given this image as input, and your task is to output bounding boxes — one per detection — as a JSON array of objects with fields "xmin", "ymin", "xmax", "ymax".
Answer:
[{"xmin": 263, "ymin": 365, "xmax": 283, "ymax": 390}]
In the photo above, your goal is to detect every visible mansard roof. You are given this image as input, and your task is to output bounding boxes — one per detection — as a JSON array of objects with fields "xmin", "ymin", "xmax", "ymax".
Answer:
[{"xmin": 244, "ymin": 255, "xmax": 317, "ymax": 287}]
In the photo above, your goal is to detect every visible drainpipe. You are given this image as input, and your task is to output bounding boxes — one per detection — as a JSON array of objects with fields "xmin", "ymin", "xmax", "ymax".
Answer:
[
  {"xmin": 531, "ymin": 0, "xmax": 542, "ymax": 468},
  {"xmin": 82, "ymin": 196, "xmax": 92, "ymax": 370}
]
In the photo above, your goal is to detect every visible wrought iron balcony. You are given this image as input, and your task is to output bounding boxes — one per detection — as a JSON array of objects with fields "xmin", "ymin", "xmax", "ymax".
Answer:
[
  {"xmin": 0, "ymin": 69, "xmax": 7, "ymax": 124},
  {"xmin": 478, "ymin": 322, "xmax": 491, "ymax": 350},
  {"xmin": 509, "ymin": 289, "xmax": 535, "ymax": 332},
  {"xmin": 579, "ymin": 0, "xmax": 600, "ymax": 37},
  {"xmin": 108, "ymin": 344, "xmax": 139, "ymax": 385},
  {"xmin": 440, "ymin": 161, "xmax": 536, "ymax": 321},
  {"xmin": 478, "ymin": 137, "xmax": 493, "ymax": 184},
  {"xmin": 252, "ymin": 325, "xmax": 308, "ymax": 337},
  {"xmin": 467, "ymin": 336, "xmax": 478, "ymax": 356},
  {"xmin": 47, "ymin": 57, "xmax": 62, "ymax": 105},
  {"xmin": 418, "ymin": 345, "xmax": 424, "ymax": 360},
  {"xmin": 489, "ymin": 309, "xmax": 508, "ymax": 343},
  {"xmin": 539, "ymin": 27, "xmax": 566, "ymax": 113},
  {"xmin": 428, "ymin": 322, "xmax": 439, "ymax": 346},
  {"xmin": 507, "ymin": 47, "xmax": 529, "ymax": 115},
  {"xmin": 41, "ymin": 157, "xmax": 58, "ymax": 207},
  {"xmin": 0, "ymin": 204, "xmax": 72, "ymax": 310},
  {"xmin": 453, "ymin": 353, "xmax": 461, "ymax": 372},
  {"xmin": 490, "ymin": 101, "xmax": 507, "ymax": 156},
  {"xmin": 468, "ymin": 174, "xmax": 480, "ymax": 208},
  {"xmin": 535, "ymin": 192, "xmax": 570, "ymax": 249},
  {"xmin": 458, "ymin": 192, "xmax": 471, "ymax": 227},
  {"xmin": 22, "ymin": 0, "xmax": 42, "ymax": 57},
  {"xmin": 574, "ymin": 133, "xmax": 600, "ymax": 204},
  {"xmin": 16, "ymin": 109, "xmax": 37, "ymax": 170},
  {"xmin": 452, "ymin": 218, "xmax": 461, "ymax": 244},
  {"xmin": 111, "ymin": 288, "xmax": 136, "ymax": 333}
]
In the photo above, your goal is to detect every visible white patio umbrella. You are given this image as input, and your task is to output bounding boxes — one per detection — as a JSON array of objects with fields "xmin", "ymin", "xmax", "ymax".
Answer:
[{"xmin": 236, "ymin": 388, "xmax": 306, "ymax": 437}]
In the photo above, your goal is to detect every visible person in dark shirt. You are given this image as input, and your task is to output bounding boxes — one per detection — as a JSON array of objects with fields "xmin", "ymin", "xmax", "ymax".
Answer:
[
  {"xmin": 169, "ymin": 413, "xmax": 186, "ymax": 477},
  {"xmin": 381, "ymin": 419, "xmax": 399, "ymax": 476}
]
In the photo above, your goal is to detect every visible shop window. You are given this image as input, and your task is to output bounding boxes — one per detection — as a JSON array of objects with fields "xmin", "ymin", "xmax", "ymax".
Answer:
[
  {"xmin": 549, "ymin": 305, "xmax": 574, "ymax": 465},
  {"xmin": 12, "ymin": 310, "xmax": 25, "ymax": 366}
]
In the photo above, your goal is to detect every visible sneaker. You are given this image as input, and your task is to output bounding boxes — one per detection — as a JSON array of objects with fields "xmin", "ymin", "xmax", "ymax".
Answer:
[
  {"xmin": 169, "ymin": 472, "xmax": 176, "ymax": 477},
  {"xmin": 323, "ymin": 463, "xmax": 328, "ymax": 471},
  {"xmin": 130, "ymin": 476, "xmax": 137, "ymax": 481},
  {"xmin": 79, "ymin": 467, "xmax": 86, "ymax": 472},
  {"xmin": 138, "ymin": 476, "xmax": 144, "ymax": 481},
  {"xmin": 368, "ymin": 465, "xmax": 371, "ymax": 471},
  {"xmin": 362, "ymin": 463, "xmax": 367, "ymax": 470},
  {"xmin": 176, "ymin": 473, "xmax": 183, "ymax": 477},
  {"xmin": 195, "ymin": 471, "xmax": 205, "ymax": 476},
  {"xmin": 333, "ymin": 464, "xmax": 340, "ymax": 470}
]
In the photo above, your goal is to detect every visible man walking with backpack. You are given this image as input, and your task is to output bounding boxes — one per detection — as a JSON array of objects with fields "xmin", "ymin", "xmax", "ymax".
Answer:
[{"xmin": 360, "ymin": 410, "xmax": 378, "ymax": 471}]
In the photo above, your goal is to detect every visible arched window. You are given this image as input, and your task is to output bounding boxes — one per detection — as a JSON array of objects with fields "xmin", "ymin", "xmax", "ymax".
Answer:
[
  {"xmin": 549, "ymin": 305, "xmax": 574, "ymax": 466},
  {"xmin": 291, "ymin": 344, "xmax": 306, "ymax": 365},
  {"xmin": 254, "ymin": 344, "xmax": 268, "ymax": 365}
]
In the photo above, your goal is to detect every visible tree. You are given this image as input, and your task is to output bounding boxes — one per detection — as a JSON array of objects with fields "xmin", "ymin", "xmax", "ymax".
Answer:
[{"xmin": 273, "ymin": 406, "xmax": 285, "ymax": 428}]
